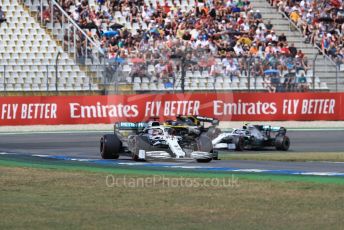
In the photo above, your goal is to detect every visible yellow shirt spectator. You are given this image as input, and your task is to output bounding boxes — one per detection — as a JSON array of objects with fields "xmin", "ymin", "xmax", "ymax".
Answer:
[
  {"xmin": 237, "ymin": 36, "xmax": 252, "ymax": 46},
  {"xmin": 290, "ymin": 11, "xmax": 300, "ymax": 23}
]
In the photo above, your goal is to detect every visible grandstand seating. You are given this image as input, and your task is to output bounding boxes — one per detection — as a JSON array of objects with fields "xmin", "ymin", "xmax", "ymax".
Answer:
[
  {"xmin": 0, "ymin": 0, "xmax": 94, "ymax": 92},
  {"xmin": 0, "ymin": 0, "xmax": 333, "ymax": 93}
]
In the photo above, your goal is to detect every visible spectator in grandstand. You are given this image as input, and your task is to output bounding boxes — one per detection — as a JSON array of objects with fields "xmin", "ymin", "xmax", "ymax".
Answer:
[
  {"xmin": 296, "ymin": 71, "xmax": 309, "ymax": 92},
  {"xmin": 278, "ymin": 32, "xmax": 287, "ymax": 43},
  {"xmin": 0, "ymin": 6, "xmax": 6, "ymax": 24},
  {"xmin": 301, "ymin": 56, "xmax": 311, "ymax": 73},
  {"xmin": 210, "ymin": 61, "xmax": 224, "ymax": 77},
  {"xmin": 42, "ymin": 6, "xmax": 52, "ymax": 24},
  {"xmin": 263, "ymin": 75, "xmax": 276, "ymax": 93},
  {"xmin": 249, "ymin": 42, "xmax": 259, "ymax": 56},
  {"xmin": 250, "ymin": 59, "xmax": 264, "ymax": 77},
  {"xmin": 283, "ymin": 70, "xmax": 296, "ymax": 91},
  {"xmin": 288, "ymin": 43, "xmax": 298, "ymax": 57},
  {"xmin": 155, "ymin": 59, "xmax": 167, "ymax": 80},
  {"xmin": 225, "ymin": 58, "xmax": 240, "ymax": 80},
  {"xmin": 253, "ymin": 9, "xmax": 263, "ymax": 22},
  {"xmin": 46, "ymin": 0, "xmax": 310, "ymax": 92},
  {"xmin": 265, "ymin": 20, "xmax": 273, "ymax": 31}
]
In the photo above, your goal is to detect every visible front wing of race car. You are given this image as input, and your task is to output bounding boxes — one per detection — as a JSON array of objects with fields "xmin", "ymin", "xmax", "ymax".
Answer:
[
  {"xmin": 212, "ymin": 132, "xmax": 242, "ymax": 150},
  {"xmin": 133, "ymin": 134, "xmax": 214, "ymax": 162},
  {"xmin": 136, "ymin": 149, "xmax": 213, "ymax": 162}
]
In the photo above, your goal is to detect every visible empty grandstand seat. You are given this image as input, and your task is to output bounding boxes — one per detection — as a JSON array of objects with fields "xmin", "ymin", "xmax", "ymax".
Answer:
[
  {"xmin": 231, "ymin": 82, "xmax": 239, "ymax": 90},
  {"xmin": 214, "ymin": 82, "xmax": 223, "ymax": 90},
  {"xmin": 140, "ymin": 83, "xmax": 149, "ymax": 90},
  {"xmin": 157, "ymin": 83, "xmax": 165, "ymax": 90},
  {"xmin": 133, "ymin": 83, "xmax": 141, "ymax": 91},
  {"xmin": 215, "ymin": 77, "xmax": 224, "ymax": 83},
  {"xmin": 223, "ymin": 82, "xmax": 231, "ymax": 90},
  {"xmin": 239, "ymin": 82, "xmax": 247, "ymax": 90},
  {"xmin": 149, "ymin": 82, "xmax": 157, "ymax": 91},
  {"xmin": 223, "ymin": 77, "xmax": 231, "ymax": 83},
  {"xmin": 198, "ymin": 82, "xmax": 206, "ymax": 90},
  {"xmin": 189, "ymin": 82, "xmax": 198, "ymax": 90},
  {"xmin": 232, "ymin": 76, "xmax": 240, "ymax": 83},
  {"xmin": 206, "ymin": 82, "xmax": 214, "ymax": 89},
  {"xmin": 0, "ymin": 1, "xmax": 92, "ymax": 93}
]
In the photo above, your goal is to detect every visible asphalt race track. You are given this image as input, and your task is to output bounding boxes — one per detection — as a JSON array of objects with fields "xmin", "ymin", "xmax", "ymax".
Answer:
[{"xmin": 0, "ymin": 130, "xmax": 344, "ymax": 174}]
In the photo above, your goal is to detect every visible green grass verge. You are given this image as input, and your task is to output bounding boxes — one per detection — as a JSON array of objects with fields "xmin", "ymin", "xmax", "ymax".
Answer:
[
  {"xmin": 0, "ymin": 156, "xmax": 344, "ymax": 184},
  {"xmin": 1, "ymin": 165, "xmax": 344, "ymax": 230},
  {"xmin": 219, "ymin": 152, "xmax": 344, "ymax": 162}
]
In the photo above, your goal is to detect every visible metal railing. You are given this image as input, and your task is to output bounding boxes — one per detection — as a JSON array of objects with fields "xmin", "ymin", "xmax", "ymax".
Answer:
[
  {"xmin": 0, "ymin": 57, "xmax": 337, "ymax": 93},
  {"xmin": 24, "ymin": 0, "xmax": 104, "ymax": 65},
  {"xmin": 279, "ymin": 10, "xmax": 342, "ymax": 91},
  {"xmin": 0, "ymin": 64, "xmax": 99, "ymax": 92},
  {"xmin": 97, "ymin": 56, "xmax": 332, "ymax": 93}
]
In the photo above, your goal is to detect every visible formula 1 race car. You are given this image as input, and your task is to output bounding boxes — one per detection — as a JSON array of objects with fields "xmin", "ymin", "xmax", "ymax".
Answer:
[
  {"xmin": 212, "ymin": 124, "xmax": 290, "ymax": 151},
  {"xmin": 100, "ymin": 121, "xmax": 214, "ymax": 162}
]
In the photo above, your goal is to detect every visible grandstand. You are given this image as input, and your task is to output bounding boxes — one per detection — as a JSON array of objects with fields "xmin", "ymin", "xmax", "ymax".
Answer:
[
  {"xmin": 254, "ymin": 0, "xmax": 344, "ymax": 91},
  {"xmin": 0, "ymin": 0, "xmax": 342, "ymax": 94},
  {"xmin": 0, "ymin": 0, "xmax": 97, "ymax": 94}
]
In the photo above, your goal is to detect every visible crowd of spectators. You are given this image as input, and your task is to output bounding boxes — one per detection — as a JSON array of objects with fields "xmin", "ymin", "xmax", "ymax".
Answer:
[
  {"xmin": 271, "ymin": 0, "xmax": 344, "ymax": 66},
  {"xmin": 40, "ymin": 0, "xmax": 314, "ymax": 92}
]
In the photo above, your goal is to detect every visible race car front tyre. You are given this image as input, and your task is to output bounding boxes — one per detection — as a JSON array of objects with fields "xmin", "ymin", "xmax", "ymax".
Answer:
[
  {"xmin": 100, "ymin": 134, "xmax": 122, "ymax": 159},
  {"xmin": 196, "ymin": 135, "xmax": 213, "ymax": 152},
  {"xmin": 234, "ymin": 136, "xmax": 245, "ymax": 151},
  {"xmin": 275, "ymin": 135, "xmax": 290, "ymax": 151}
]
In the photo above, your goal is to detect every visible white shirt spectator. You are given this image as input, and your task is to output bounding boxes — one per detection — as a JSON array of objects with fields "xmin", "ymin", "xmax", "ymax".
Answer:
[
  {"xmin": 190, "ymin": 29, "xmax": 199, "ymax": 40},
  {"xmin": 266, "ymin": 32, "xmax": 278, "ymax": 42},
  {"xmin": 72, "ymin": 10, "xmax": 80, "ymax": 21},
  {"xmin": 226, "ymin": 61, "xmax": 239, "ymax": 76},
  {"xmin": 234, "ymin": 43, "xmax": 244, "ymax": 56}
]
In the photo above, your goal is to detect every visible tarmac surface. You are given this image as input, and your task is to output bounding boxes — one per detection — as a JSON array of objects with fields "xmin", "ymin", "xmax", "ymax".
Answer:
[{"xmin": 0, "ymin": 130, "xmax": 343, "ymax": 174}]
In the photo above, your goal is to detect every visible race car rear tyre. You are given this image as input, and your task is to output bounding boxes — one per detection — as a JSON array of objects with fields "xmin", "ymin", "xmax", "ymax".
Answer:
[
  {"xmin": 275, "ymin": 135, "xmax": 290, "ymax": 151},
  {"xmin": 100, "ymin": 134, "xmax": 121, "ymax": 159},
  {"xmin": 234, "ymin": 136, "xmax": 245, "ymax": 151},
  {"xmin": 197, "ymin": 158, "xmax": 212, "ymax": 163}
]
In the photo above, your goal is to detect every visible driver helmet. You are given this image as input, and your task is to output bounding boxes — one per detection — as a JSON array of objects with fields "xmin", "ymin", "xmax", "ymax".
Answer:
[{"xmin": 243, "ymin": 122, "xmax": 249, "ymax": 129}]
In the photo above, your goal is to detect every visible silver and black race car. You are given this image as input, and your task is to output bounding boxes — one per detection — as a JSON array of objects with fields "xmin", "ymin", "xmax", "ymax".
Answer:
[
  {"xmin": 212, "ymin": 124, "xmax": 290, "ymax": 151},
  {"xmin": 100, "ymin": 121, "xmax": 214, "ymax": 162}
]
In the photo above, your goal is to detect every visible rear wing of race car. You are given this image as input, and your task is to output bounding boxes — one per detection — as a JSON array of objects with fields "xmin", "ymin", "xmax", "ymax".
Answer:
[
  {"xmin": 195, "ymin": 116, "xmax": 219, "ymax": 126},
  {"xmin": 114, "ymin": 122, "xmax": 147, "ymax": 132},
  {"xmin": 114, "ymin": 121, "xmax": 160, "ymax": 131},
  {"xmin": 175, "ymin": 115, "xmax": 219, "ymax": 126},
  {"xmin": 262, "ymin": 125, "xmax": 287, "ymax": 135}
]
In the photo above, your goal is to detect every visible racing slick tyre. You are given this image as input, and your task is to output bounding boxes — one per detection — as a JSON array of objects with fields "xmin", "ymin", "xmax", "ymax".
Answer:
[
  {"xmin": 275, "ymin": 135, "xmax": 290, "ymax": 151},
  {"xmin": 100, "ymin": 134, "xmax": 122, "ymax": 159},
  {"xmin": 195, "ymin": 135, "xmax": 213, "ymax": 163},
  {"xmin": 234, "ymin": 136, "xmax": 245, "ymax": 151},
  {"xmin": 197, "ymin": 135, "xmax": 213, "ymax": 153},
  {"xmin": 206, "ymin": 127, "xmax": 222, "ymax": 140}
]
